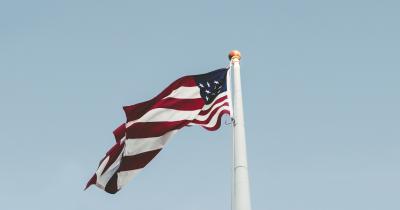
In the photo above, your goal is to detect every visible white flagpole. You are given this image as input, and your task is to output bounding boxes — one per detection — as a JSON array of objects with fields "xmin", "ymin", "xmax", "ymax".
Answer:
[{"xmin": 229, "ymin": 50, "xmax": 252, "ymax": 210}]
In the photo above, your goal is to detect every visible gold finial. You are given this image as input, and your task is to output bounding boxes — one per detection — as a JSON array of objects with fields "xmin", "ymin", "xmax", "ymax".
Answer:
[{"xmin": 229, "ymin": 50, "xmax": 241, "ymax": 61}]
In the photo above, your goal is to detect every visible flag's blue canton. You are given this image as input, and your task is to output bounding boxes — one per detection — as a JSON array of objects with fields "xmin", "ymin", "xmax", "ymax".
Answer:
[{"xmin": 194, "ymin": 68, "xmax": 228, "ymax": 105}]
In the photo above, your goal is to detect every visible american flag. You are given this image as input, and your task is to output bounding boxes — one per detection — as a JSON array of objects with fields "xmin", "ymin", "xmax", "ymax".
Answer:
[{"xmin": 85, "ymin": 68, "xmax": 232, "ymax": 193}]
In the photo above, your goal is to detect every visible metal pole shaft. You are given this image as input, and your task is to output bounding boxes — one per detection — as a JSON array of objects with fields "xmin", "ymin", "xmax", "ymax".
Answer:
[{"xmin": 230, "ymin": 51, "xmax": 252, "ymax": 210}]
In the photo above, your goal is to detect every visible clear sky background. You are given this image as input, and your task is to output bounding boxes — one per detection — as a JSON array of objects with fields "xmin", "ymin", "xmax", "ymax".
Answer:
[{"xmin": 1, "ymin": 0, "xmax": 399, "ymax": 210}]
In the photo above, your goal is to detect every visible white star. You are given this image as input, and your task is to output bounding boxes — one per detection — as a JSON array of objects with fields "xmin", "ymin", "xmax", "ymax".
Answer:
[
  {"xmin": 205, "ymin": 96, "xmax": 209, "ymax": 101},
  {"xmin": 207, "ymin": 82, "xmax": 210, "ymax": 87},
  {"xmin": 214, "ymin": 81, "xmax": 219, "ymax": 84},
  {"xmin": 199, "ymin": 83, "xmax": 204, "ymax": 88},
  {"xmin": 205, "ymin": 90, "xmax": 211, "ymax": 94}
]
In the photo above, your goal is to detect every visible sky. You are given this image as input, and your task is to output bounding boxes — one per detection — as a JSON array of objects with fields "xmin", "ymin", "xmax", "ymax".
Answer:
[{"xmin": 1, "ymin": 0, "xmax": 399, "ymax": 210}]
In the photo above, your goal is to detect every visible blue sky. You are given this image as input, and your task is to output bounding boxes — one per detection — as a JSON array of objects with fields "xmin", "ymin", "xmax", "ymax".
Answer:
[{"xmin": 1, "ymin": 0, "xmax": 399, "ymax": 210}]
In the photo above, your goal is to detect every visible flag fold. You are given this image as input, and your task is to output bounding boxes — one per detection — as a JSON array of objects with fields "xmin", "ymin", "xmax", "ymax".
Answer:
[{"xmin": 85, "ymin": 68, "xmax": 231, "ymax": 193}]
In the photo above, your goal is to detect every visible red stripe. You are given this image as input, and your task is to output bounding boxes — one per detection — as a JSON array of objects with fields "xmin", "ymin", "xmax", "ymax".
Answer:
[
  {"xmin": 147, "ymin": 97, "xmax": 204, "ymax": 111},
  {"xmin": 104, "ymin": 149, "xmax": 161, "ymax": 193},
  {"xmin": 105, "ymin": 174, "xmax": 118, "ymax": 194},
  {"xmin": 123, "ymin": 76, "xmax": 197, "ymax": 122},
  {"xmin": 117, "ymin": 149, "xmax": 162, "ymax": 172},
  {"xmin": 192, "ymin": 104, "xmax": 229, "ymax": 125},
  {"xmin": 113, "ymin": 124, "xmax": 126, "ymax": 142},
  {"xmin": 198, "ymin": 102, "xmax": 229, "ymax": 118},
  {"xmin": 84, "ymin": 174, "xmax": 97, "ymax": 190},
  {"xmin": 114, "ymin": 99, "xmax": 203, "ymax": 143},
  {"xmin": 100, "ymin": 142, "xmax": 125, "ymax": 175},
  {"xmin": 201, "ymin": 110, "xmax": 230, "ymax": 131},
  {"xmin": 126, "ymin": 121, "xmax": 190, "ymax": 139},
  {"xmin": 198, "ymin": 96, "xmax": 228, "ymax": 116}
]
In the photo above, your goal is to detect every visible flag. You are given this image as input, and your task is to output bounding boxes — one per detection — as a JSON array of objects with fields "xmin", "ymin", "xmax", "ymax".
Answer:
[{"xmin": 85, "ymin": 68, "xmax": 232, "ymax": 194}]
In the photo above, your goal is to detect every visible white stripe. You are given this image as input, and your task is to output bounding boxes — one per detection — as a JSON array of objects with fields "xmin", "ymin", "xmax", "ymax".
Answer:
[
  {"xmin": 119, "ymin": 136, "xmax": 126, "ymax": 143},
  {"xmin": 164, "ymin": 86, "xmax": 200, "ymax": 99},
  {"xmin": 95, "ymin": 156, "xmax": 110, "ymax": 189},
  {"xmin": 126, "ymin": 108, "xmax": 201, "ymax": 127},
  {"xmin": 195, "ymin": 102, "xmax": 229, "ymax": 121},
  {"xmin": 117, "ymin": 169, "xmax": 142, "ymax": 189},
  {"xmin": 95, "ymin": 151, "xmax": 123, "ymax": 189},
  {"xmin": 202, "ymin": 92, "xmax": 227, "ymax": 110},
  {"xmin": 199, "ymin": 106, "xmax": 230, "ymax": 127},
  {"xmin": 95, "ymin": 130, "xmax": 177, "ymax": 190},
  {"xmin": 124, "ymin": 130, "xmax": 177, "ymax": 156}
]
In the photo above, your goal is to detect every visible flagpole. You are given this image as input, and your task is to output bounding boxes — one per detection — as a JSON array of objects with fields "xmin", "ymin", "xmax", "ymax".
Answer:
[{"xmin": 229, "ymin": 50, "xmax": 252, "ymax": 210}]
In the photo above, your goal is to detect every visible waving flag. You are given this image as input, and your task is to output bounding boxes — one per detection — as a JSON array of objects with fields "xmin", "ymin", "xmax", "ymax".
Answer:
[{"xmin": 85, "ymin": 68, "xmax": 232, "ymax": 194}]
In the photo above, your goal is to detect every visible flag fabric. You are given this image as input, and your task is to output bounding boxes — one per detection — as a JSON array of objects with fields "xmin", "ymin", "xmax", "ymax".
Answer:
[{"xmin": 85, "ymin": 68, "xmax": 232, "ymax": 194}]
